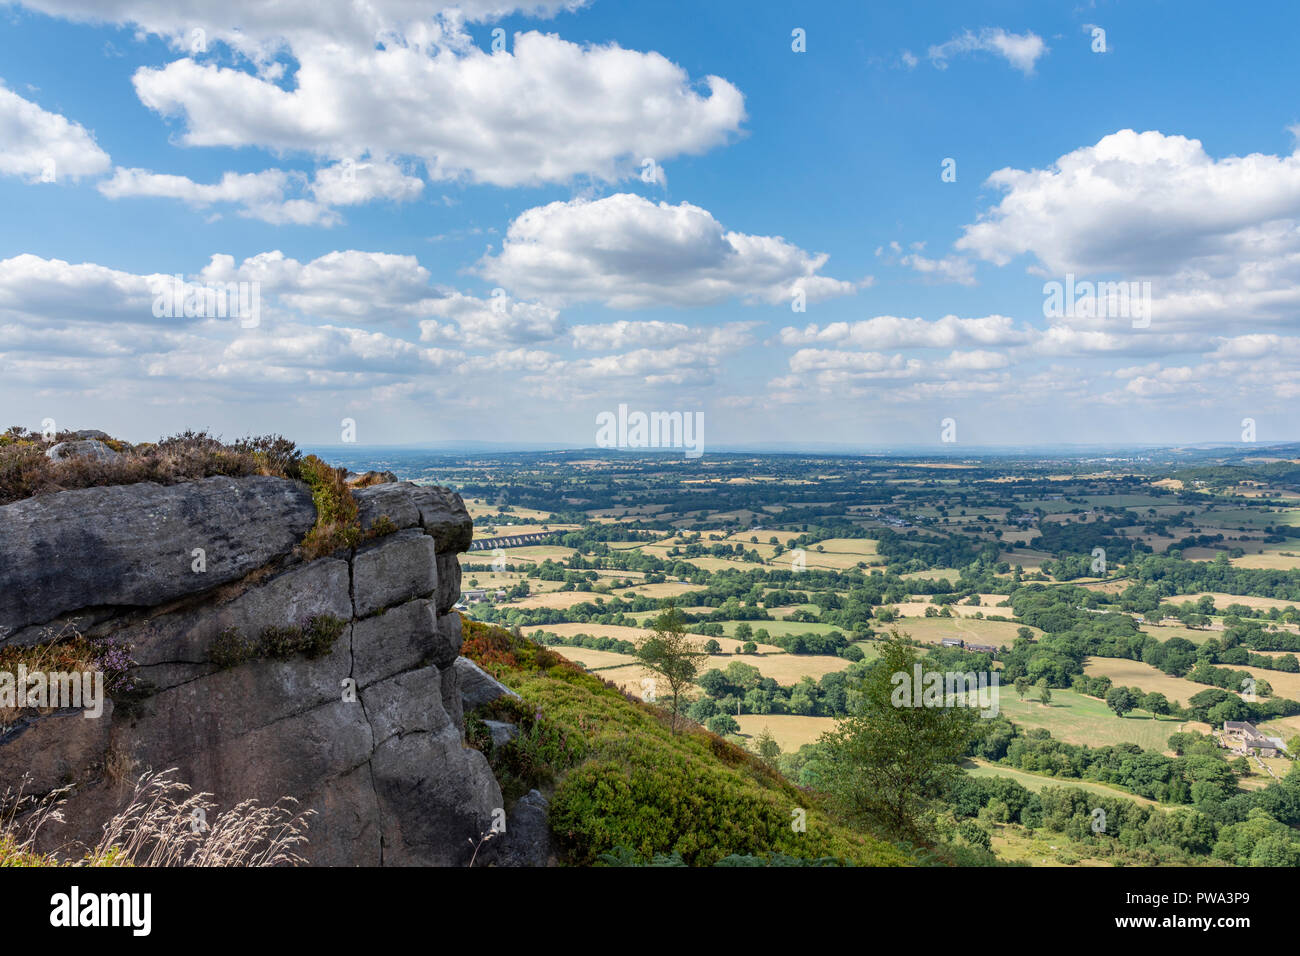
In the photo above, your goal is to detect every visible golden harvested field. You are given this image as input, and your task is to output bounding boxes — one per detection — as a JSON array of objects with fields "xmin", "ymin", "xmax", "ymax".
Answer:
[
  {"xmin": 456, "ymin": 569, "xmax": 552, "ymax": 590},
  {"xmin": 525, "ymin": 622, "xmax": 785, "ymax": 656},
  {"xmin": 892, "ymin": 602, "xmax": 1005, "ymax": 620},
  {"xmin": 1257, "ymin": 714, "xmax": 1300, "ymax": 740},
  {"xmin": 1083, "ymin": 658, "xmax": 1206, "ymax": 705},
  {"xmin": 535, "ymin": 632, "xmax": 850, "ymax": 687},
  {"xmin": 509, "ymin": 590, "xmax": 608, "ymax": 610},
  {"xmin": 1090, "ymin": 655, "xmax": 1300, "ymax": 703},
  {"xmin": 742, "ymin": 653, "xmax": 852, "ymax": 684},
  {"xmin": 724, "ymin": 530, "xmax": 801, "ymax": 546},
  {"xmin": 1138, "ymin": 623, "xmax": 1214, "ymax": 645},
  {"xmin": 891, "ymin": 616, "xmax": 1034, "ymax": 647},
  {"xmin": 1167, "ymin": 592, "xmax": 1300, "ymax": 612},
  {"xmin": 523, "ymin": 622, "xmax": 646, "ymax": 642},
  {"xmin": 552, "ymin": 646, "xmax": 642, "ymax": 670},
  {"xmin": 489, "ymin": 545, "xmax": 577, "ymax": 562},
  {"xmin": 735, "ymin": 714, "xmax": 836, "ymax": 751},
  {"xmin": 900, "ymin": 568, "xmax": 962, "ymax": 582},
  {"xmin": 1232, "ymin": 547, "xmax": 1300, "ymax": 571},
  {"xmin": 777, "ymin": 548, "xmax": 879, "ymax": 571},
  {"xmin": 1079, "ymin": 580, "xmax": 1129, "ymax": 594},
  {"xmin": 619, "ymin": 581, "xmax": 708, "ymax": 600},
  {"xmin": 1235, "ymin": 664, "xmax": 1300, "ymax": 701},
  {"xmin": 463, "ymin": 499, "xmax": 552, "ymax": 522}
]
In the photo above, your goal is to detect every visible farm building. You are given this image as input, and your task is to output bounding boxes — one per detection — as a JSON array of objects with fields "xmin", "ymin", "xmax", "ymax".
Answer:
[
  {"xmin": 939, "ymin": 637, "xmax": 999, "ymax": 657},
  {"xmin": 1221, "ymin": 721, "xmax": 1288, "ymax": 756}
]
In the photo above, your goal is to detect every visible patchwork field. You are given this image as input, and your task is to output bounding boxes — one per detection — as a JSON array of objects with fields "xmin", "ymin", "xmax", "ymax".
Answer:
[
  {"xmin": 997, "ymin": 686, "xmax": 1188, "ymax": 751},
  {"xmin": 892, "ymin": 616, "xmax": 1036, "ymax": 647}
]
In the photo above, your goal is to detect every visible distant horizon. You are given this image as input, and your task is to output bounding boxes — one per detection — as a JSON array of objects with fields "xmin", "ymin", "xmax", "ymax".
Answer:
[{"xmin": 299, "ymin": 438, "xmax": 1300, "ymax": 456}]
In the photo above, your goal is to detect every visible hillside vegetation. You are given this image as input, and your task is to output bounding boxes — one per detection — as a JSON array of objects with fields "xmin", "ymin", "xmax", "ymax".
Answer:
[{"xmin": 459, "ymin": 619, "xmax": 917, "ymax": 866}]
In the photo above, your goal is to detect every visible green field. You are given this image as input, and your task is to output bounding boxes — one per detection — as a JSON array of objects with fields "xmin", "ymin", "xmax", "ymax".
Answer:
[
  {"xmin": 995, "ymin": 687, "xmax": 1187, "ymax": 751},
  {"xmin": 966, "ymin": 759, "xmax": 1160, "ymax": 807}
]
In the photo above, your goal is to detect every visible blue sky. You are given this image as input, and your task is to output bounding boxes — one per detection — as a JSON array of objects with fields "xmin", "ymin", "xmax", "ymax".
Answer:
[{"xmin": 1, "ymin": 0, "xmax": 1298, "ymax": 448}]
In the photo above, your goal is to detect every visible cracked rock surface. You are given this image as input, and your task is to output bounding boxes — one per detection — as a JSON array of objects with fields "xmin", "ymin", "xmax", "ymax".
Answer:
[{"xmin": 0, "ymin": 477, "xmax": 508, "ymax": 866}]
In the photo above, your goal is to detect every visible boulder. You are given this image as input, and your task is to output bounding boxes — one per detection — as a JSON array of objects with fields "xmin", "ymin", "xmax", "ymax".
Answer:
[
  {"xmin": 484, "ymin": 719, "xmax": 518, "ymax": 748},
  {"xmin": 354, "ymin": 483, "xmax": 421, "ymax": 533},
  {"xmin": 44, "ymin": 439, "xmax": 120, "ymax": 462},
  {"xmin": 496, "ymin": 789, "xmax": 554, "ymax": 867},
  {"xmin": 455, "ymin": 655, "xmax": 521, "ymax": 711},
  {"xmin": 410, "ymin": 485, "xmax": 474, "ymax": 553}
]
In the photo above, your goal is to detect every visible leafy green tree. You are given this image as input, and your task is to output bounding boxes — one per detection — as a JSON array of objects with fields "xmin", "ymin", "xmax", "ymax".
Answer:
[
  {"xmin": 1106, "ymin": 686, "xmax": 1140, "ymax": 717},
  {"xmin": 1036, "ymin": 679, "xmax": 1052, "ymax": 707},
  {"xmin": 702, "ymin": 639, "xmax": 722, "ymax": 654},
  {"xmin": 755, "ymin": 727, "xmax": 781, "ymax": 768},
  {"xmin": 636, "ymin": 605, "xmax": 706, "ymax": 733},
  {"xmin": 1142, "ymin": 691, "xmax": 1171, "ymax": 716},
  {"xmin": 1014, "ymin": 677, "xmax": 1030, "ymax": 700},
  {"xmin": 818, "ymin": 640, "xmax": 976, "ymax": 840},
  {"xmin": 707, "ymin": 714, "xmax": 740, "ymax": 736}
]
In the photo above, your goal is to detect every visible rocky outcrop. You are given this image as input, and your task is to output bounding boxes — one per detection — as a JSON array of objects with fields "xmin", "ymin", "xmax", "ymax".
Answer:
[
  {"xmin": 0, "ymin": 476, "xmax": 521, "ymax": 866},
  {"xmin": 455, "ymin": 656, "xmax": 522, "ymax": 710},
  {"xmin": 0, "ymin": 476, "xmax": 316, "ymax": 638}
]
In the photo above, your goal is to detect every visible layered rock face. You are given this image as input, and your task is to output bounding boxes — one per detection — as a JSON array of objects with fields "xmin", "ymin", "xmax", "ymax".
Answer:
[{"xmin": 0, "ymin": 477, "xmax": 507, "ymax": 866}]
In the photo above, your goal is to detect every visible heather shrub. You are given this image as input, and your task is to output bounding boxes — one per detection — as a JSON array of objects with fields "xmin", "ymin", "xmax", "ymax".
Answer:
[
  {"xmin": 299, "ymin": 455, "xmax": 362, "ymax": 558},
  {"xmin": 0, "ymin": 427, "xmax": 302, "ymax": 505}
]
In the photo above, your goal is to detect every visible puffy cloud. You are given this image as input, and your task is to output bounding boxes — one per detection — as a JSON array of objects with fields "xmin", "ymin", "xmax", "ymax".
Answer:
[
  {"xmin": 0, "ymin": 82, "xmax": 111, "ymax": 183},
  {"xmin": 98, "ymin": 167, "xmax": 339, "ymax": 225},
  {"xmin": 777, "ymin": 314, "xmax": 1031, "ymax": 350},
  {"xmin": 956, "ymin": 129, "xmax": 1300, "ymax": 328},
  {"xmin": 197, "ymin": 250, "xmax": 435, "ymax": 321},
  {"xmin": 127, "ymin": 31, "xmax": 743, "ymax": 187},
  {"xmin": 928, "ymin": 28, "xmax": 1047, "ymax": 75},
  {"xmin": 479, "ymin": 193, "xmax": 859, "ymax": 307},
  {"xmin": 570, "ymin": 319, "xmax": 757, "ymax": 352},
  {"xmin": 417, "ymin": 291, "xmax": 564, "ymax": 347},
  {"xmin": 311, "ymin": 159, "xmax": 424, "ymax": 206},
  {"xmin": 0, "ymin": 254, "xmax": 165, "ymax": 325},
  {"xmin": 898, "ymin": 251, "xmax": 975, "ymax": 286}
]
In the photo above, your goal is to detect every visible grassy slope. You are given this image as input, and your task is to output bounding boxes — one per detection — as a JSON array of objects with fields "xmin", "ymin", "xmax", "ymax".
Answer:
[{"xmin": 460, "ymin": 619, "xmax": 913, "ymax": 867}]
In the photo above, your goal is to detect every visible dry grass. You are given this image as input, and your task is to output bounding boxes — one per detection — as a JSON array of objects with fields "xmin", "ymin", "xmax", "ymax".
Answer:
[{"xmin": 1, "ymin": 768, "xmax": 316, "ymax": 867}]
